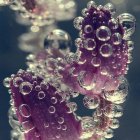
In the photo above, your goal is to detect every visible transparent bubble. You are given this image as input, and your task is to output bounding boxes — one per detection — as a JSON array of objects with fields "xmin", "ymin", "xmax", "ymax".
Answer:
[
  {"xmin": 75, "ymin": 38, "xmax": 83, "ymax": 48},
  {"xmin": 87, "ymin": 1, "xmax": 96, "ymax": 9},
  {"xmin": 127, "ymin": 40, "xmax": 134, "ymax": 52},
  {"xmin": 103, "ymin": 89, "xmax": 127, "ymax": 104},
  {"xmin": 73, "ymin": 16, "xmax": 84, "ymax": 30},
  {"xmin": 55, "ymin": 133, "xmax": 61, "ymax": 138},
  {"xmin": 20, "ymin": 82, "xmax": 33, "ymax": 95},
  {"xmin": 100, "ymin": 66, "xmax": 109, "ymax": 75},
  {"xmin": 62, "ymin": 125, "xmax": 67, "ymax": 131},
  {"xmin": 44, "ymin": 29, "xmax": 72, "ymax": 49},
  {"xmin": 104, "ymin": 128, "xmax": 114, "ymax": 139},
  {"xmin": 83, "ymin": 95, "xmax": 100, "ymax": 109},
  {"xmin": 112, "ymin": 33, "xmax": 122, "ymax": 45},
  {"xmin": 104, "ymin": 3, "xmax": 116, "ymax": 15},
  {"xmin": 19, "ymin": 104, "xmax": 31, "ymax": 118},
  {"xmin": 67, "ymin": 102, "xmax": 77, "ymax": 113},
  {"xmin": 57, "ymin": 117, "xmax": 64, "ymax": 124},
  {"xmin": 9, "ymin": 107, "xmax": 21, "ymax": 130},
  {"xmin": 118, "ymin": 13, "xmax": 136, "ymax": 40},
  {"xmin": 38, "ymin": 91, "xmax": 46, "ymax": 100},
  {"xmin": 11, "ymin": 129, "xmax": 21, "ymax": 140},
  {"xmin": 3, "ymin": 77, "xmax": 11, "ymax": 88},
  {"xmin": 21, "ymin": 121, "xmax": 35, "ymax": 133},
  {"xmin": 104, "ymin": 104, "xmax": 123, "ymax": 118},
  {"xmin": 35, "ymin": 85, "xmax": 41, "ymax": 91},
  {"xmin": 13, "ymin": 77, "xmax": 23, "ymax": 87},
  {"xmin": 44, "ymin": 122, "xmax": 49, "ymax": 128},
  {"xmin": 108, "ymin": 18, "xmax": 118, "ymax": 30},
  {"xmin": 91, "ymin": 57, "xmax": 101, "ymax": 67},
  {"xmin": 48, "ymin": 106, "xmax": 56, "ymax": 114},
  {"xmin": 110, "ymin": 119, "xmax": 119, "ymax": 129},
  {"xmin": 84, "ymin": 38, "xmax": 96, "ymax": 51},
  {"xmin": 82, "ymin": 8, "xmax": 88, "ymax": 17},
  {"xmin": 100, "ymin": 43, "xmax": 113, "ymax": 57},
  {"xmin": 96, "ymin": 26, "xmax": 111, "ymax": 41},
  {"xmin": 78, "ymin": 71, "xmax": 96, "ymax": 90},
  {"xmin": 114, "ymin": 105, "xmax": 123, "ymax": 117},
  {"xmin": 84, "ymin": 25, "xmax": 93, "ymax": 34},
  {"xmin": 35, "ymin": 130, "xmax": 40, "ymax": 138},
  {"xmin": 80, "ymin": 116, "xmax": 95, "ymax": 139},
  {"xmin": 51, "ymin": 97, "xmax": 57, "ymax": 104}
]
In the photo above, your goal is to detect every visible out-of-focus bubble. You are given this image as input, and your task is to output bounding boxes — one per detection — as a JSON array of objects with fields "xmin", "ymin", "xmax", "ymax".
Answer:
[
  {"xmin": 44, "ymin": 29, "xmax": 72, "ymax": 49},
  {"xmin": 0, "ymin": 0, "xmax": 14, "ymax": 6},
  {"xmin": 19, "ymin": 26, "xmax": 56, "ymax": 52},
  {"xmin": 10, "ymin": 0, "xmax": 77, "ymax": 27}
]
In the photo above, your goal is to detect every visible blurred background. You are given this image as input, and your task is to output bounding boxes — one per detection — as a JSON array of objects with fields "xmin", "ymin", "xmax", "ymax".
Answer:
[{"xmin": 0, "ymin": 0, "xmax": 140, "ymax": 140}]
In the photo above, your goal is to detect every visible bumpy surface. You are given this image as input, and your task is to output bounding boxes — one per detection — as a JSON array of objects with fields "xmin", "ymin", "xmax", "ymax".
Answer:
[
  {"xmin": 9, "ymin": 0, "xmax": 76, "ymax": 27},
  {"xmin": 4, "ymin": 1, "xmax": 136, "ymax": 140},
  {"xmin": 8, "ymin": 70, "xmax": 81, "ymax": 140}
]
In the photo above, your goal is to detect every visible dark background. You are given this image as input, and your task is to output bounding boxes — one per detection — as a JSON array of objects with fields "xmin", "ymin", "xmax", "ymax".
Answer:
[{"xmin": 0, "ymin": 0, "xmax": 140, "ymax": 140}]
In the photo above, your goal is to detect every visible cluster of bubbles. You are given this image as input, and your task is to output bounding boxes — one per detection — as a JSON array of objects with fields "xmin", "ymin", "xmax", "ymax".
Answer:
[
  {"xmin": 21, "ymin": 1, "xmax": 135, "ymax": 139},
  {"xmin": 3, "ymin": 1, "xmax": 136, "ymax": 140},
  {"xmin": 73, "ymin": 1, "xmax": 135, "ymax": 139},
  {"xmin": 5, "ymin": 70, "xmax": 79, "ymax": 140},
  {"xmin": 0, "ymin": 0, "xmax": 14, "ymax": 6},
  {"xmin": 6, "ymin": 0, "xmax": 76, "ymax": 28},
  {"xmin": 74, "ymin": 3, "xmax": 135, "ymax": 75}
]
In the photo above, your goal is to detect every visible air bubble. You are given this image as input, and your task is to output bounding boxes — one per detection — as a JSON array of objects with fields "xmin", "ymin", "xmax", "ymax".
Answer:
[
  {"xmin": 80, "ymin": 116, "xmax": 95, "ymax": 139},
  {"xmin": 104, "ymin": 105, "xmax": 123, "ymax": 118},
  {"xmin": 82, "ymin": 8, "xmax": 88, "ymax": 17},
  {"xmin": 3, "ymin": 77, "xmax": 11, "ymax": 88},
  {"xmin": 13, "ymin": 77, "xmax": 23, "ymax": 87},
  {"xmin": 67, "ymin": 102, "xmax": 77, "ymax": 113},
  {"xmin": 112, "ymin": 33, "xmax": 122, "ymax": 45},
  {"xmin": 21, "ymin": 121, "xmax": 35, "ymax": 133},
  {"xmin": 84, "ymin": 38, "xmax": 96, "ymax": 51},
  {"xmin": 55, "ymin": 133, "xmax": 61, "ymax": 138},
  {"xmin": 73, "ymin": 17, "xmax": 84, "ymax": 30},
  {"xmin": 75, "ymin": 38, "xmax": 83, "ymax": 48},
  {"xmin": 100, "ymin": 43, "xmax": 113, "ymax": 57},
  {"xmin": 78, "ymin": 71, "xmax": 96, "ymax": 90},
  {"xmin": 91, "ymin": 57, "xmax": 101, "ymax": 67},
  {"xmin": 38, "ymin": 91, "xmax": 45, "ymax": 100},
  {"xmin": 48, "ymin": 106, "xmax": 56, "ymax": 114},
  {"xmin": 44, "ymin": 122, "xmax": 49, "ymax": 128},
  {"xmin": 104, "ymin": 3, "xmax": 116, "ymax": 15},
  {"xmin": 19, "ymin": 104, "xmax": 31, "ymax": 118},
  {"xmin": 83, "ymin": 95, "xmax": 100, "ymax": 109},
  {"xmin": 96, "ymin": 26, "xmax": 111, "ymax": 41},
  {"xmin": 44, "ymin": 29, "xmax": 72, "ymax": 49},
  {"xmin": 57, "ymin": 117, "xmax": 64, "ymax": 124},
  {"xmin": 104, "ymin": 128, "xmax": 114, "ymax": 139},
  {"xmin": 62, "ymin": 125, "xmax": 67, "ymax": 130},
  {"xmin": 127, "ymin": 40, "xmax": 134, "ymax": 51},
  {"xmin": 51, "ymin": 97, "xmax": 57, "ymax": 104},
  {"xmin": 110, "ymin": 119, "xmax": 119, "ymax": 129},
  {"xmin": 87, "ymin": 1, "xmax": 96, "ymax": 9},
  {"xmin": 118, "ymin": 13, "xmax": 136, "ymax": 40},
  {"xmin": 35, "ymin": 85, "xmax": 41, "ymax": 91},
  {"xmin": 20, "ymin": 82, "xmax": 33, "ymax": 95},
  {"xmin": 108, "ymin": 18, "xmax": 118, "ymax": 30},
  {"xmin": 84, "ymin": 25, "xmax": 93, "ymax": 33}
]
